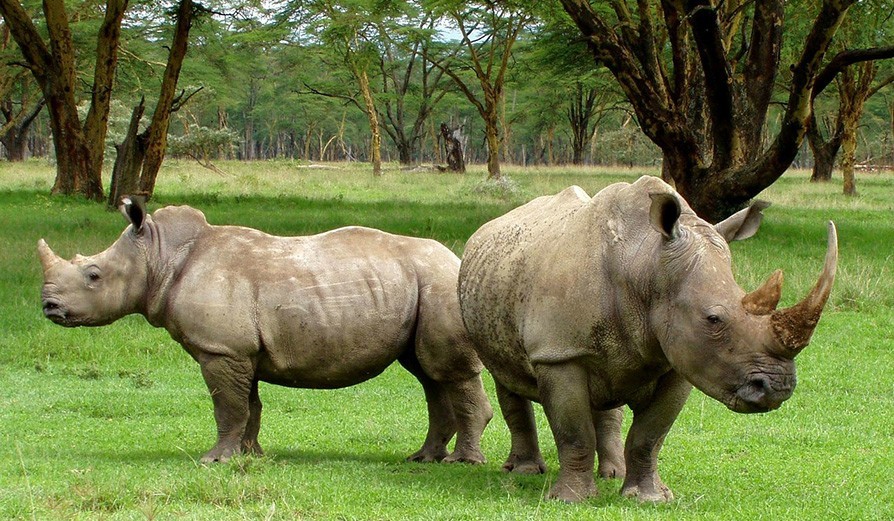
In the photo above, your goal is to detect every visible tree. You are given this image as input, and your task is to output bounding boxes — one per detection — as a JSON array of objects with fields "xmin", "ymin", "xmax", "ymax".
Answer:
[
  {"xmin": 108, "ymin": 0, "xmax": 202, "ymax": 207},
  {"xmin": 425, "ymin": 0, "xmax": 533, "ymax": 180},
  {"xmin": 808, "ymin": 62, "xmax": 894, "ymax": 193},
  {"xmin": 297, "ymin": 0, "xmax": 405, "ymax": 176},
  {"xmin": 375, "ymin": 14, "xmax": 452, "ymax": 165},
  {"xmin": 0, "ymin": 0, "xmax": 128, "ymax": 200},
  {"xmin": 559, "ymin": 0, "xmax": 890, "ymax": 221}
]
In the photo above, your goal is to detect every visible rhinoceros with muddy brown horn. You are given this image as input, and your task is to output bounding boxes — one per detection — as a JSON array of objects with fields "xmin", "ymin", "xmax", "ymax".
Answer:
[
  {"xmin": 458, "ymin": 176, "xmax": 837, "ymax": 503},
  {"xmin": 38, "ymin": 197, "xmax": 492, "ymax": 464}
]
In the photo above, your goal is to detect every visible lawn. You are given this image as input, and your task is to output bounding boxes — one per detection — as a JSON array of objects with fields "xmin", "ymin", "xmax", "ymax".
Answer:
[{"xmin": 1, "ymin": 160, "xmax": 892, "ymax": 520}]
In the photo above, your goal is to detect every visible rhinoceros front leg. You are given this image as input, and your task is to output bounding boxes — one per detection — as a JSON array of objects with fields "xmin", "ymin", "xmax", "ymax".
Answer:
[
  {"xmin": 621, "ymin": 371, "xmax": 692, "ymax": 502},
  {"xmin": 495, "ymin": 382, "xmax": 546, "ymax": 474},
  {"xmin": 535, "ymin": 361, "xmax": 598, "ymax": 502},
  {"xmin": 198, "ymin": 354, "xmax": 257, "ymax": 464}
]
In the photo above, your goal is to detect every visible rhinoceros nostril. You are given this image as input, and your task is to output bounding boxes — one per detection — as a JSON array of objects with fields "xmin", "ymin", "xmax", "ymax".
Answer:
[{"xmin": 42, "ymin": 299, "xmax": 64, "ymax": 318}]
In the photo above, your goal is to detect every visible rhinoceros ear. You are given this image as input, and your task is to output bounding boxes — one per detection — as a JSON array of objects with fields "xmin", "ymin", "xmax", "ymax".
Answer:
[
  {"xmin": 118, "ymin": 195, "xmax": 147, "ymax": 234},
  {"xmin": 649, "ymin": 192, "xmax": 681, "ymax": 239},
  {"xmin": 714, "ymin": 200, "xmax": 770, "ymax": 242}
]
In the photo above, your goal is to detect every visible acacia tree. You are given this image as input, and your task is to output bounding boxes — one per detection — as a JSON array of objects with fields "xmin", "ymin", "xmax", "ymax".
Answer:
[
  {"xmin": 0, "ymin": 0, "xmax": 128, "ymax": 200},
  {"xmin": 297, "ymin": 0, "xmax": 399, "ymax": 176},
  {"xmin": 108, "ymin": 0, "xmax": 202, "ymax": 207},
  {"xmin": 425, "ymin": 0, "xmax": 533, "ymax": 180},
  {"xmin": 559, "ymin": 0, "xmax": 890, "ymax": 221},
  {"xmin": 375, "ymin": 15, "xmax": 452, "ymax": 165},
  {"xmin": 808, "ymin": 62, "xmax": 894, "ymax": 193}
]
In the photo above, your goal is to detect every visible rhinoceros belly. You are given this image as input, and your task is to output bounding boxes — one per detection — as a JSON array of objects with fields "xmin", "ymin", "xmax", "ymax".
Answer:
[{"xmin": 254, "ymin": 263, "xmax": 418, "ymax": 389}]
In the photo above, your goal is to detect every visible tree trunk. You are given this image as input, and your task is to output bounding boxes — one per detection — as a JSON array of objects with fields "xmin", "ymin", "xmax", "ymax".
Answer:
[
  {"xmin": 108, "ymin": 99, "xmax": 147, "ymax": 208},
  {"xmin": 569, "ymin": 82, "xmax": 596, "ymax": 165},
  {"xmin": 0, "ymin": 0, "xmax": 128, "ymax": 201},
  {"xmin": 138, "ymin": 0, "xmax": 196, "ymax": 198},
  {"xmin": 807, "ymin": 111, "xmax": 842, "ymax": 182},
  {"xmin": 356, "ymin": 68, "xmax": 382, "ymax": 176},
  {"xmin": 0, "ymin": 97, "xmax": 44, "ymax": 161},
  {"xmin": 440, "ymin": 123, "xmax": 465, "ymax": 173},
  {"xmin": 840, "ymin": 131, "xmax": 857, "ymax": 196},
  {"xmin": 484, "ymin": 97, "xmax": 501, "ymax": 180},
  {"xmin": 810, "ymin": 144, "xmax": 837, "ymax": 182}
]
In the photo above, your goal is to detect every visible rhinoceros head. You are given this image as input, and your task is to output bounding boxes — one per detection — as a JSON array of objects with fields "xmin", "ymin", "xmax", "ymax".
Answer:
[
  {"xmin": 38, "ymin": 197, "xmax": 152, "ymax": 327},
  {"xmin": 648, "ymin": 193, "xmax": 837, "ymax": 414}
]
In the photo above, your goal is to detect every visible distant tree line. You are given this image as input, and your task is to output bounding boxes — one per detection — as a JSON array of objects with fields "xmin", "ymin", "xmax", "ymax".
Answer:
[{"xmin": 0, "ymin": 0, "xmax": 892, "ymax": 217}]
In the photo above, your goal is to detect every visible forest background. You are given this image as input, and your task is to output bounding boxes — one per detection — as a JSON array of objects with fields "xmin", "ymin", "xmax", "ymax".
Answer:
[{"xmin": 0, "ymin": 0, "xmax": 892, "ymax": 208}]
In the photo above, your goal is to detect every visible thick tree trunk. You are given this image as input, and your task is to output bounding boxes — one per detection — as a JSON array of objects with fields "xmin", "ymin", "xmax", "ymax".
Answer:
[
  {"xmin": 138, "ymin": 0, "xmax": 196, "ymax": 198},
  {"xmin": 560, "ymin": 0, "xmax": 858, "ymax": 222},
  {"xmin": 0, "ymin": 0, "xmax": 128, "ymax": 201},
  {"xmin": 810, "ymin": 144, "xmax": 837, "ymax": 182},
  {"xmin": 108, "ymin": 99, "xmax": 147, "ymax": 208}
]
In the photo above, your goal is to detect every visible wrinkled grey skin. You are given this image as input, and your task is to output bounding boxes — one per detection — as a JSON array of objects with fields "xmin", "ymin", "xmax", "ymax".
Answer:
[
  {"xmin": 39, "ymin": 199, "xmax": 492, "ymax": 464},
  {"xmin": 458, "ymin": 176, "xmax": 837, "ymax": 503}
]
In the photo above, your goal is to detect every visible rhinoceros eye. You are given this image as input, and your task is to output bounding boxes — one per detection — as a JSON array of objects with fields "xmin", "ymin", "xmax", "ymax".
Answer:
[
  {"xmin": 706, "ymin": 314, "xmax": 722, "ymax": 325},
  {"xmin": 85, "ymin": 267, "xmax": 102, "ymax": 284}
]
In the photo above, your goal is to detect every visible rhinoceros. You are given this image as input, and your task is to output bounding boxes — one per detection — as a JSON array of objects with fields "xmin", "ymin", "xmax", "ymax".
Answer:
[
  {"xmin": 458, "ymin": 176, "xmax": 837, "ymax": 503},
  {"xmin": 38, "ymin": 198, "xmax": 492, "ymax": 464}
]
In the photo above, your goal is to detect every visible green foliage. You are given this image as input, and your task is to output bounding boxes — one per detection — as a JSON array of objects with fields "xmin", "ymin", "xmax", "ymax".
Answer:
[
  {"xmin": 1, "ymin": 161, "xmax": 893, "ymax": 519},
  {"xmin": 167, "ymin": 123, "xmax": 240, "ymax": 159}
]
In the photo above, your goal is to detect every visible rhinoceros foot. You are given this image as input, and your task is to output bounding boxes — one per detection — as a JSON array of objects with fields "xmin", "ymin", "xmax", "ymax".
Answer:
[
  {"xmin": 443, "ymin": 447, "xmax": 486, "ymax": 464},
  {"xmin": 200, "ymin": 441, "xmax": 244, "ymax": 464},
  {"xmin": 620, "ymin": 476, "xmax": 673, "ymax": 503},
  {"xmin": 501, "ymin": 453, "xmax": 546, "ymax": 474},
  {"xmin": 547, "ymin": 474, "xmax": 597, "ymax": 503},
  {"xmin": 406, "ymin": 446, "xmax": 450, "ymax": 463}
]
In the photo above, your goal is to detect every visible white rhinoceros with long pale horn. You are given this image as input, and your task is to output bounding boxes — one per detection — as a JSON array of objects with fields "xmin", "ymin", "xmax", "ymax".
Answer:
[
  {"xmin": 39, "ymin": 197, "xmax": 492, "ymax": 464},
  {"xmin": 458, "ymin": 175, "xmax": 837, "ymax": 503}
]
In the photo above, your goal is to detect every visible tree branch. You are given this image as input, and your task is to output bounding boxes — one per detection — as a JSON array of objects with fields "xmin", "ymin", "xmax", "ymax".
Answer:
[{"xmin": 814, "ymin": 45, "xmax": 894, "ymax": 98}]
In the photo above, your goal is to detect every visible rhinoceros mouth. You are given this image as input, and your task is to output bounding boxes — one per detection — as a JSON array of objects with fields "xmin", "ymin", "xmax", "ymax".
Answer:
[
  {"xmin": 42, "ymin": 298, "xmax": 76, "ymax": 326},
  {"xmin": 727, "ymin": 372, "xmax": 794, "ymax": 414}
]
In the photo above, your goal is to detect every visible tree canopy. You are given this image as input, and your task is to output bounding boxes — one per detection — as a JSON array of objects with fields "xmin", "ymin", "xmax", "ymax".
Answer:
[{"xmin": 0, "ymin": 0, "xmax": 891, "ymax": 211}]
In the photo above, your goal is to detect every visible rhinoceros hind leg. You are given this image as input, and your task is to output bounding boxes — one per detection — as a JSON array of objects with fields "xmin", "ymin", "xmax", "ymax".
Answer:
[
  {"xmin": 594, "ymin": 408, "xmax": 625, "ymax": 479},
  {"xmin": 240, "ymin": 379, "xmax": 264, "ymax": 456},
  {"xmin": 441, "ymin": 374, "xmax": 492, "ymax": 464},
  {"xmin": 198, "ymin": 355, "xmax": 255, "ymax": 464},
  {"xmin": 399, "ymin": 353, "xmax": 456, "ymax": 463},
  {"xmin": 495, "ymin": 383, "xmax": 546, "ymax": 474}
]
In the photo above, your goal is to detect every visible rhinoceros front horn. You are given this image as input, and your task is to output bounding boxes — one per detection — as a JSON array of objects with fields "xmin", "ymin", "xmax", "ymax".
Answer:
[
  {"xmin": 37, "ymin": 239, "xmax": 62, "ymax": 273},
  {"xmin": 770, "ymin": 222, "xmax": 838, "ymax": 356}
]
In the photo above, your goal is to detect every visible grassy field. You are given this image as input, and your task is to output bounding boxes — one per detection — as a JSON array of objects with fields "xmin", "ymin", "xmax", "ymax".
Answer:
[{"xmin": 1, "ymin": 159, "xmax": 892, "ymax": 520}]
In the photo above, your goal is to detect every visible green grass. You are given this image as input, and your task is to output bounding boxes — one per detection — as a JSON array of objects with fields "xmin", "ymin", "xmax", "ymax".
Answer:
[{"xmin": 1, "ymin": 159, "xmax": 892, "ymax": 519}]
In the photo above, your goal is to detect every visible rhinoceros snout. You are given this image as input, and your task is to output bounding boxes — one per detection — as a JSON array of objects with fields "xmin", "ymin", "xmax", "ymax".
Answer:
[
  {"xmin": 42, "ymin": 298, "xmax": 67, "ymax": 323},
  {"xmin": 733, "ymin": 374, "xmax": 795, "ymax": 413}
]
